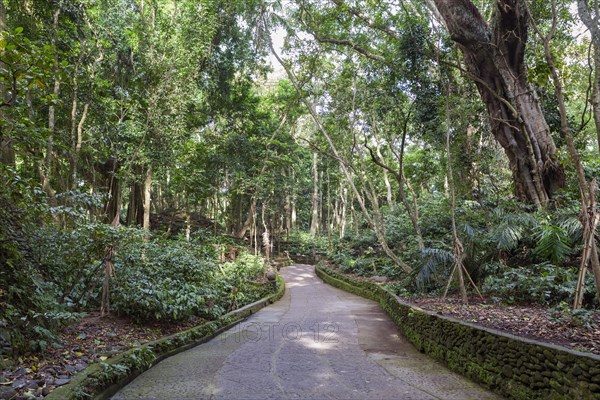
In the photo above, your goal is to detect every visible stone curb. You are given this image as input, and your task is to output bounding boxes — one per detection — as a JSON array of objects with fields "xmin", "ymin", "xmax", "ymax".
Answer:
[
  {"xmin": 46, "ymin": 274, "xmax": 286, "ymax": 400},
  {"xmin": 315, "ymin": 264, "xmax": 600, "ymax": 400}
]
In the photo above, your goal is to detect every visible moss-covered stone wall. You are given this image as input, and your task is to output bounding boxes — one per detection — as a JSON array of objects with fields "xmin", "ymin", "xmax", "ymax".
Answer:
[
  {"xmin": 316, "ymin": 265, "xmax": 600, "ymax": 400},
  {"xmin": 46, "ymin": 275, "xmax": 286, "ymax": 400}
]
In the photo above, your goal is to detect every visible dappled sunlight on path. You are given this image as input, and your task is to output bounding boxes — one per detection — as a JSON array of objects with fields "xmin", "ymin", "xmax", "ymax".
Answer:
[{"xmin": 112, "ymin": 264, "xmax": 502, "ymax": 400}]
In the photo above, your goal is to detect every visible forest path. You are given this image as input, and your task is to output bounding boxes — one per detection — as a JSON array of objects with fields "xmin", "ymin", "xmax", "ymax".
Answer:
[{"xmin": 112, "ymin": 264, "xmax": 501, "ymax": 400}]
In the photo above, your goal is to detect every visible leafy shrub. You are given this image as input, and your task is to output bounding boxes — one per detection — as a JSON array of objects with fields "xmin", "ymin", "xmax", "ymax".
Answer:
[
  {"xmin": 0, "ymin": 167, "xmax": 87, "ymax": 354},
  {"xmin": 282, "ymin": 231, "xmax": 329, "ymax": 256},
  {"xmin": 548, "ymin": 301, "xmax": 597, "ymax": 330},
  {"xmin": 112, "ymin": 239, "xmax": 267, "ymax": 322},
  {"xmin": 482, "ymin": 263, "xmax": 595, "ymax": 305}
]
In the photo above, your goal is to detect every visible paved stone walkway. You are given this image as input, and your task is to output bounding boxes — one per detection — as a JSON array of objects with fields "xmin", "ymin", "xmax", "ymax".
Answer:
[{"xmin": 113, "ymin": 264, "xmax": 502, "ymax": 400}]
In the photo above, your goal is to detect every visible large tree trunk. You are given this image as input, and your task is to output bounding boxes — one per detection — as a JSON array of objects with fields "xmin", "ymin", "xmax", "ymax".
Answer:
[{"xmin": 433, "ymin": 0, "xmax": 564, "ymax": 206}]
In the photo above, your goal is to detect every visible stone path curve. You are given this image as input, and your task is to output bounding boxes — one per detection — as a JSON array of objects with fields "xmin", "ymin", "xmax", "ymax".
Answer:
[{"xmin": 113, "ymin": 264, "xmax": 502, "ymax": 400}]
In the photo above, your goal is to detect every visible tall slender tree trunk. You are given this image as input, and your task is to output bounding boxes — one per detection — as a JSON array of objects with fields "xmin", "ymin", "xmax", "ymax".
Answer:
[
  {"xmin": 143, "ymin": 165, "xmax": 152, "ymax": 231},
  {"xmin": 366, "ymin": 132, "xmax": 425, "ymax": 250},
  {"xmin": 444, "ymin": 87, "xmax": 467, "ymax": 303},
  {"xmin": 0, "ymin": 1, "xmax": 14, "ymax": 167},
  {"xmin": 70, "ymin": 45, "xmax": 101, "ymax": 190},
  {"xmin": 101, "ymin": 158, "xmax": 121, "ymax": 224},
  {"xmin": 578, "ymin": 0, "xmax": 600, "ymax": 151},
  {"xmin": 593, "ymin": 46, "xmax": 600, "ymax": 151},
  {"xmin": 530, "ymin": 2, "xmax": 600, "ymax": 306},
  {"xmin": 326, "ymin": 172, "xmax": 332, "ymax": 245},
  {"xmin": 376, "ymin": 142, "xmax": 394, "ymax": 211},
  {"xmin": 310, "ymin": 151, "xmax": 320, "ymax": 237},
  {"xmin": 432, "ymin": 0, "xmax": 564, "ymax": 206},
  {"xmin": 43, "ymin": 3, "xmax": 62, "ymax": 198},
  {"xmin": 340, "ymin": 184, "xmax": 347, "ymax": 239}
]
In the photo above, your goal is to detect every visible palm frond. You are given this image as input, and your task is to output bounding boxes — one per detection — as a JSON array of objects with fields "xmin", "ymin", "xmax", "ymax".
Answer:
[
  {"xmin": 535, "ymin": 223, "xmax": 572, "ymax": 264},
  {"xmin": 494, "ymin": 223, "xmax": 524, "ymax": 251},
  {"xmin": 416, "ymin": 248, "xmax": 454, "ymax": 289},
  {"xmin": 460, "ymin": 223, "xmax": 476, "ymax": 239},
  {"xmin": 559, "ymin": 217, "xmax": 583, "ymax": 242},
  {"xmin": 503, "ymin": 212, "xmax": 538, "ymax": 228},
  {"xmin": 489, "ymin": 212, "xmax": 538, "ymax": 251}
]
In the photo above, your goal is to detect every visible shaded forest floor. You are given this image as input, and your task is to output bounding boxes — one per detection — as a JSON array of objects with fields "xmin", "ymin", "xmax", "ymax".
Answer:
[{"xmin": 0, "ymin": 312, "xmax": 205, "ymax": 399}]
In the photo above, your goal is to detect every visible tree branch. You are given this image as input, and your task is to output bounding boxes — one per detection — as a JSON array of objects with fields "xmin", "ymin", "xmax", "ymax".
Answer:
[{"xmin": 313, "ymin": 34, "xmax": 386, "ymax": 62}]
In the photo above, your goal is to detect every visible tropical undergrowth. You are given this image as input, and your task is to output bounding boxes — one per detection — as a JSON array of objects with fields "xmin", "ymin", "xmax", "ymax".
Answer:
[
  {"xmin": 0, "ymin": 169, "xmax": 270, "ymax": 357},
  {"xmin": 321, "ymin": 192, "xmax": 599, "ymax": 309}
]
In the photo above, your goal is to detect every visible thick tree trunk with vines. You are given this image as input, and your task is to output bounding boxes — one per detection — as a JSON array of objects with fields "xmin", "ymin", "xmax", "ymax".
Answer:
[
  {"xmin": 433, "ymin": 0, "xmax": 564, "ymax": 206},
  {"xmin": 234, "ymin": 196, "xmax": 256, "ymax": 240}
]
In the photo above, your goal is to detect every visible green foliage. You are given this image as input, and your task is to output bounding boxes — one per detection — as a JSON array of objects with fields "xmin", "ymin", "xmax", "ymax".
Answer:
[
  {"xmin": 111, "ymin": 237, "xmax": 269, "ymax": 322},
  {"xmin": 3, "ymin": 206, "xmax": 272, "ymax": 356},
  {"xmin": 488, "ymin": 209, "xmax": 538, "ymax": 251},
  {"xmin": 99, "ymin": 362, "xmax": 129, "ymax": 382},
  {"xmin": 113, "ymin": 238, "xmax": 221, "ymax": 321},
  {"xmin": 416, "ymin": 248, "xmax": 454, "ymax": 290},
  {"xmin": 482, "ymin": 263, "xmax": 594, "ymax": 306},
  {"xmin": 548, "ymin": 302, "xmax": 597, "ymax": 330},
  {"xmin": 123, "ymin": 347, "xmax": 156, "ymax": 370},
  {"xmin": 282, "ymin": 231, "xmax": 329, "ymax": 257},
  {"xmin": 534, "ymin": 223, "xmax": 573, "ymax": 264}
]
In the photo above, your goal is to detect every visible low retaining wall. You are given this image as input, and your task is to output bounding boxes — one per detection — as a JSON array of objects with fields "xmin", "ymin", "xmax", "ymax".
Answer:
[
  {"xmin": 316, "ymin": 265, "xmax": 600, "ymax": 400},
  {"xmin": 47, "ymin": 275, "xmax": 286, "ymax": 400}
]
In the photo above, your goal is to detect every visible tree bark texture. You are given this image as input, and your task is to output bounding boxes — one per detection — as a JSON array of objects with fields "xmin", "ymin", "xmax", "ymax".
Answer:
[{"xmin": 433, "ymin": 0, "xmax": 564, "ymax": 206}]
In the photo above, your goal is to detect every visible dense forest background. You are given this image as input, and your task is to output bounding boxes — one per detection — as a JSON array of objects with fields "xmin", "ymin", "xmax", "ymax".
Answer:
[{"xmin": 1, "ymin": 0, "xmax": 600, "ymax": 362}]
